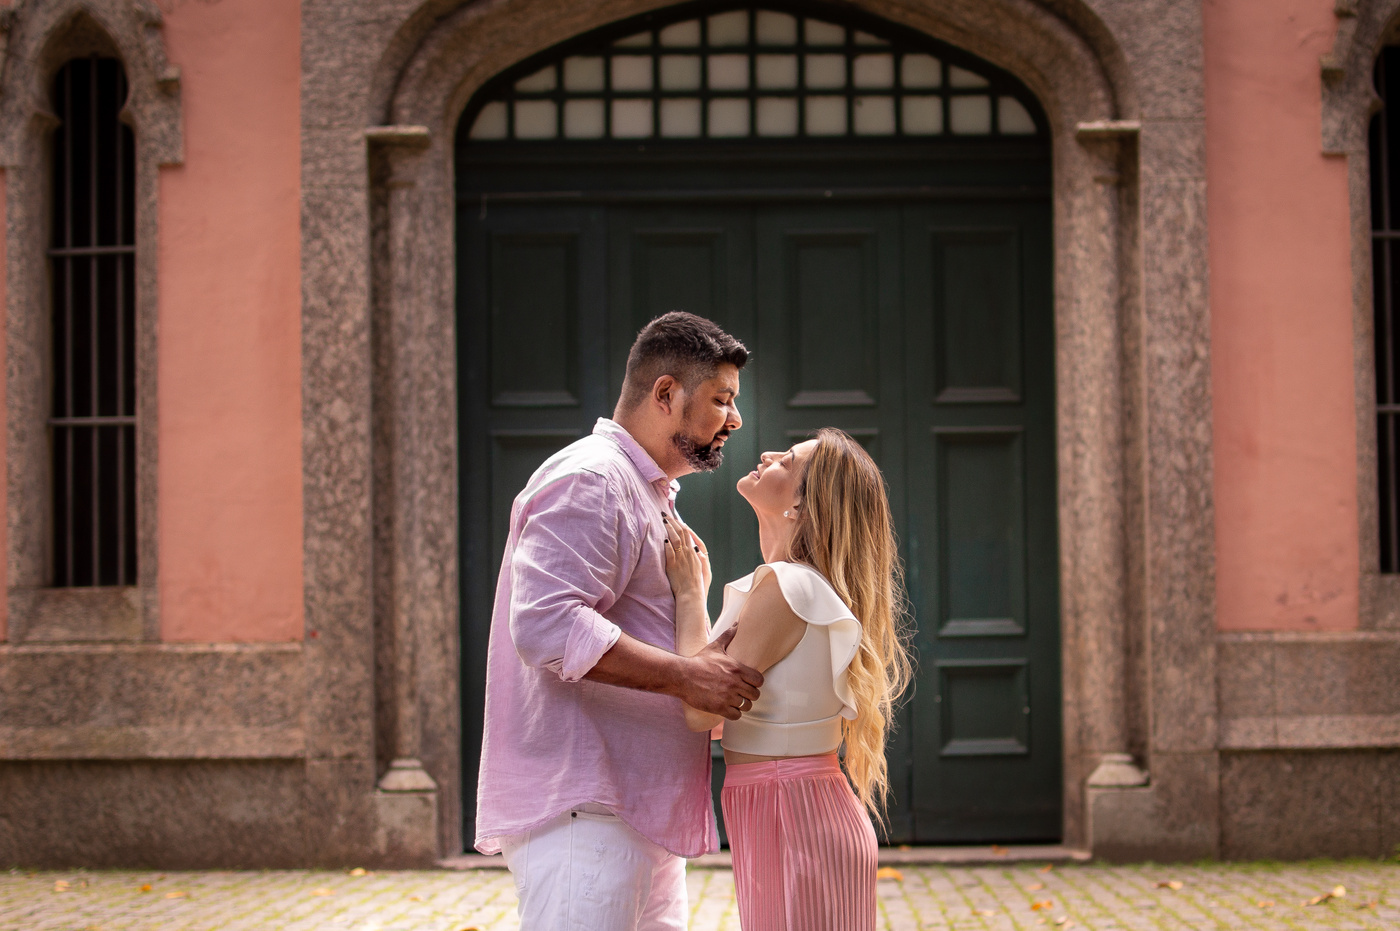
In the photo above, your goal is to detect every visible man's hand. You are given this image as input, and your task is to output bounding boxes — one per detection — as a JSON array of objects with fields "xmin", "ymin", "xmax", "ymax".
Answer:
[{"xmin": 675, "ymin": 626, "xmax": 763, "ymax": 720}]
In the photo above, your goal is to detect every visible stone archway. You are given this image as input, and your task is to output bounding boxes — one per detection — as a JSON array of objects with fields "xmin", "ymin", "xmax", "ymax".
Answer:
[{"xmin": 320, "ymin": 0, "xmax": 1218, "ymax": 859}]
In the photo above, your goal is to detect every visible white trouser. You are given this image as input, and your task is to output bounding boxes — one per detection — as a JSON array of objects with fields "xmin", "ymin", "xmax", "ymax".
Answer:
[{"xmin": 500, "ymin": 804, "xmax": 688, "ymax": 931}]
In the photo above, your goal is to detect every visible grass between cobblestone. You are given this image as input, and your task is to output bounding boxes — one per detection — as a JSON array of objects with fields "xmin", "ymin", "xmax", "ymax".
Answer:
[{"xmin": 1, "ymin": 859, "xmax": 1395, "ymax": 930}]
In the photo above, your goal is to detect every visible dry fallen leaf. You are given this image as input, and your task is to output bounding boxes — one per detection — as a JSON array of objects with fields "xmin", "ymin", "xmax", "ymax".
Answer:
[
  {"xmin": 348, "ymin": 867, "xmax": 368, "ymax": 877},
  {"xmin": 1355, "ymin": 901, "xmax": 1378, "ymax": 910},
  {"xmin": 1031, "ymin": 900, "xmax": 1054, "ymax": 911},
  {"xmin": 875, "ymin": 867, "xmax": 904, "ymax": 882},
  {"xmin": 897, "ymin": 844, "xmax": 911, "ymax": 851},
  {"xmin": 164, "ymin": 891, "xmax": 186, "ymax": 899},
  {"xmin": 1039, "ymin": 864, "xmax": 1054, "ymax": 873},
  {"xmin": 139, "ymin": 885, "xmax": 152, "ymax": 893},
  {"xmin": 1256, "ymin": 900, "xmax": 1275, "ymax": 908},
  {"xmin": 1155, "ymin": 880, "xmax": 1184, "ymax": 890},
  {"xmin": 1305, "ymin": 885, "xmax": 1347, "ymax": 907},
  {"xmin": 1025, "ymin": 882, "xmax": 1045, "ymax": 891},
  {"xmin": 311, "ymin": 889, "xmax": 335, "ymax": 897},
  {"xmin": 409, "ymin": 895, "xmax": 423, "ymax": 901},
  {"xmin": 972, "ymin": 908, "xmax": 996, "ymax": 916},
  {"xmin": 53, "ymin": 880, "xmax": 69, "ymax": 892},
  {"xmin": 991, "ymin": 844, "xmax": 1009, "ymax": 856}
]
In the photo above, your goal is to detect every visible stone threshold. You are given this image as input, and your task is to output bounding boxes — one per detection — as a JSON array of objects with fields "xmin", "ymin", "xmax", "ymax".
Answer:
[{"xmin": 439, "ymin": 844, "xmax": 1090, "ymax": 871}]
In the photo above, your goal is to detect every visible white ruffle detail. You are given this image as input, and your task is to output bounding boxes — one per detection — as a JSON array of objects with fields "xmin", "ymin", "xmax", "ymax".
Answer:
[{"xmin": 715, "ymin": 561, "xmax": 862, "ymax": 720}]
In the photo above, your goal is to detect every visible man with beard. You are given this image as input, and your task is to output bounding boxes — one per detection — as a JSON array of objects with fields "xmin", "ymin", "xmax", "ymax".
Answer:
[{"xmin": 475, "ymin": 312, "xmax": 762, "ymax": 931}]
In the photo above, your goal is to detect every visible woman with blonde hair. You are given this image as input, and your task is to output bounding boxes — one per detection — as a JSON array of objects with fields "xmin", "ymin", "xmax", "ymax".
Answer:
[{"xmin": 663, "ymin": 427, "xmax": 913, "ymax": 931}]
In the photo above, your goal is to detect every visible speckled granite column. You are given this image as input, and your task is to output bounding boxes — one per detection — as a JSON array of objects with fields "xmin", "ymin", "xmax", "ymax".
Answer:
[
  {"xmin": 1081, "ymin": 0, "xmax": 1219, "ymax": 862},
  {"xmin": 301, "ymin": 0, "xmax": 404, "ymax": 865},
  {"xmin": 1067, "ymin": 123, "xmax": 1151, "ymax": 798},
  {"xmin": 364, "ymin": 129, "xmax": 446, "ymax": 863}
]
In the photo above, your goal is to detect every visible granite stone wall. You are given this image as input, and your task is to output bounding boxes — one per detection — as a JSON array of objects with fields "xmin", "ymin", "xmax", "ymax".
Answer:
[{"xmin": 0, "ymin": 0, "xmax": 1397, "ymax": 867}]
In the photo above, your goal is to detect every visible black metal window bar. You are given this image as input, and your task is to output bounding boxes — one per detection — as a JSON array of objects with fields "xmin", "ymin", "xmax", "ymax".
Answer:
[
  {"xmin": 464, "ymin": 4, "xmax": 1045, "ymax": 143},
  {"xmin": 49, "ymin": 57, "xmax": 137, "ymax": 587}
]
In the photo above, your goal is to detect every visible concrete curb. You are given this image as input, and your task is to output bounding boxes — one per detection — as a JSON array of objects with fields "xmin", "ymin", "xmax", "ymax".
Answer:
[{"xmin": 438, "ymin": 844, "xmax": 1092, "ymax": 871}]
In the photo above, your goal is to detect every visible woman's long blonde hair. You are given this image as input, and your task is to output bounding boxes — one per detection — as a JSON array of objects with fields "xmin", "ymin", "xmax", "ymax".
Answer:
[{"xmin": 786, "ymin": 428, "xmax": 914, "ymax": 821}]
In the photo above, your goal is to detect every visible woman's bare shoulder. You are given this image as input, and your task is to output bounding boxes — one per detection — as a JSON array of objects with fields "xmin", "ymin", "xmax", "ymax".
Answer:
[{"xmin": 729, "ymin": 568, "xmax": 807, "ymax": 672}]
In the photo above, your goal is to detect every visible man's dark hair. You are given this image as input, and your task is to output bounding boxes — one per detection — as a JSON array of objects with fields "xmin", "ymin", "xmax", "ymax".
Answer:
[{"xmin": 618, "ymin": 312, "xmax": 748, "ymax": 410}]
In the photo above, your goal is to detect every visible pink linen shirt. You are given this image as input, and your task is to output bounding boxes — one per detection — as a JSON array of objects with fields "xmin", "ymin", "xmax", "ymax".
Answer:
[{"xmin": 474, "ymin": 418, "xmax": 718, "ymax": 858}]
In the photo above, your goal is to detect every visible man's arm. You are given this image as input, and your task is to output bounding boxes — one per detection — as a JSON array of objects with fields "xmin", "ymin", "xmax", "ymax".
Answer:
[
  {"xmin": 585, "ymin": 626, "xmax": 761, "ymax": 720},
  {"xmin": 509, "ymin": 470, "xmax": 762, "ymax": 715},
  {"xmin": 508, "ymin": 472, "xmax": 631, "ymax": 680}
]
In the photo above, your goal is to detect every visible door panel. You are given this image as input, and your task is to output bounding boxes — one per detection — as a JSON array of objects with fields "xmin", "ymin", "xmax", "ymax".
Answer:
[
  {"xmin": 937, "ymin": 427, "xmax": 1026, "ymax": 638},
  {"xmin": 754, "ymin": 205, "xmax": 913, "ymax": 840},
  {"xmin": 785, "ymin": 230, "xmax": 881, "ymax": 408},
  {"xmin": 932, "ymin": 230, "xmax": 1023, "ymax": 403},
  {"xmin": 458, "ymin": 206, "xmax": 608, "ymax": 832},
  {"xmin": 607, "ymin": 209, "xmax": 761, "ymax": 622},
  {"xmin": 488, "ymin": 233, "xmax": 582, "ymax": 407}
]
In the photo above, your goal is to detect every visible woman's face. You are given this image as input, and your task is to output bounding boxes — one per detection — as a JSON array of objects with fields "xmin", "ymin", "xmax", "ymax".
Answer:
[{"xmin": 737, "ymin": 439, "xmax": 817, "ymax": 518}]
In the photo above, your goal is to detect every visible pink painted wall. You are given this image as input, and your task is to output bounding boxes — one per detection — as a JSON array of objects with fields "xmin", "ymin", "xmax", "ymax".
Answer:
[
  {"xmin": 158, "ymin": 0, "xmax": 303, "ymax": 641},
  {"xmin": 1205, "ymin": 0, "xmax": 1359, "ymax": 630}
]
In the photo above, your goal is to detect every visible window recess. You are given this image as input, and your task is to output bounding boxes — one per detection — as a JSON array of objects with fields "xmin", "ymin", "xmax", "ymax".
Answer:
[{"xmin": 49, "ymin": 56, "xmax": 137, "ymax": 587}]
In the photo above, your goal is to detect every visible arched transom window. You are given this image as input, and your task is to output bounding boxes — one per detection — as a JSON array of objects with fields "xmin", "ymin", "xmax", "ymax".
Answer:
[{"xmin": 466, "ymin": 6, "xmax": 1043, "ymax": 142}]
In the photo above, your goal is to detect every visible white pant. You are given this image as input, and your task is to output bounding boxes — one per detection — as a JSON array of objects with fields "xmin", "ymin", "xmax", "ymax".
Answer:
[{"xmin": 500, "ymin": 805, "xmax": 688, "ymax": 931}]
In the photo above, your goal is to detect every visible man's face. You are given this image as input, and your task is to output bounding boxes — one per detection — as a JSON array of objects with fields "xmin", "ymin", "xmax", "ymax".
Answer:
[{"xmin": 671, "ymin": 364, "xmax": 742, "ymax": 473}]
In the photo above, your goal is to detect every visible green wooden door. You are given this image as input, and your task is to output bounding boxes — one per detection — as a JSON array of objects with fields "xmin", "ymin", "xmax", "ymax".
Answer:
[
  {"xmin": 458, "ymin": 192, "xmax": 1059, "ymax": 845},
  {"xmin": 454, "ymin": 0, "xmax": 1061, "ymax": 852},
  {"xmin": 897, "ymin": 203, "xmax": 1060, "ymax": 841}
]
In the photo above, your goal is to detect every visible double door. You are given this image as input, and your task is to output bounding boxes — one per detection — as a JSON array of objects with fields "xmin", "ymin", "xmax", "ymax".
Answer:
[{"xmin": 459, "ymin": 197, "xmax": 1060, "ymax": 843}]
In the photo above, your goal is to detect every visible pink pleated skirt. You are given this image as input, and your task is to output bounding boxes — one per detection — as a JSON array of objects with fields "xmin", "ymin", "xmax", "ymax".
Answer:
[{"xmin": 721, "ymin": 753, "xmax": 877, "ymax": 931}]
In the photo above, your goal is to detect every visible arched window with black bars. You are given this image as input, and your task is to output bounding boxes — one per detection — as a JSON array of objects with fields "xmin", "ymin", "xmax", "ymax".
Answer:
[{"xmin": 49, "ymin": 56, "xmax": 137, "ymax": 587}]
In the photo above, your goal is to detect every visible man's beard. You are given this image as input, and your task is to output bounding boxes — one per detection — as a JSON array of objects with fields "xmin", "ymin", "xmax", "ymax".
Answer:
[{"xmin": 672, "ymin": 429, "xmax": 727, "ymax": 472}]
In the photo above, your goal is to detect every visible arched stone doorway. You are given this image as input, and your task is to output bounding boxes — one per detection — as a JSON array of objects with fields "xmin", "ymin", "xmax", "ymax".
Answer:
[
  {"xmin": 455, "ymin": 3, "xmax": 1060, "ymax": 844},
  {"xmin": 362, "ymin": 0, "xmax": 1193, "ymax": 860}
]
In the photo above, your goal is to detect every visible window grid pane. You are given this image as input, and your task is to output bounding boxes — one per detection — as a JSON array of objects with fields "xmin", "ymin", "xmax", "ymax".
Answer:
[
  {"xmin": 464, "ymin": 5, "xmax": 1043, "ymax": 142},
  {"xmin": 49, "ymin": 57, "xmax": 137, "ymax": 587}
]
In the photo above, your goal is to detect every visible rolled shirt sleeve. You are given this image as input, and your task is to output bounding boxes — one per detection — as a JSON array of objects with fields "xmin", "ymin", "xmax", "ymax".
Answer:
[{"xmin": 508, "ymin": 470, "xmax": 632, "ymax": 681}]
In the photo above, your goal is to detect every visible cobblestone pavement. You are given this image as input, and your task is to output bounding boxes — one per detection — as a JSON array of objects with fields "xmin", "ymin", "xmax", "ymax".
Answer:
[{"xmin": 1, "ymin": 860, "xmax": 1396, "ymax": 930}]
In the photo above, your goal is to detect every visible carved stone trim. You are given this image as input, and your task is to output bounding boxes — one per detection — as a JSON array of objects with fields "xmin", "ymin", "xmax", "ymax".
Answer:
[
  {"xmin": 1076, "ymin": 119, "xmax": 1142, "ymax": 140},
  {"xmin": 365, "ymin": 125, "xmax": 431, "ymax": 148},
  {"xmin": 1220, "ymin": 714, "xmax": 1400, "ymax": 749},
  {"xmin": 6, "ymin": 587, "xmax": 141, "ymax": 642},
  {"xmin": 0, "ymin": 0, "xmax": 182, "ymax": 642},
  {"xmin": 0, "ymin": 642, "xmax": 306, "ymax": 760},
  {"xmin": 0, "ymin": 725, "xmax": 307, "ymax": 759},
  {"xmin": 1087, "ymin": 753, "xmax": 1151, "ymax": 787},
  {"xmin": 1322, "ymin": 0, "xmax": 1400, "ymax": 628},
  {"xmin": 0, "ymin": 0, "xmax": 182, "ymax": 168}
]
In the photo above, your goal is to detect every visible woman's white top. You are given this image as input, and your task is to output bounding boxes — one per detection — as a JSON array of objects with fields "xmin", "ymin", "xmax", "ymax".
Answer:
[{"xmin": 710, "ymin": 561, "xmax": 863, "ymax": 757}]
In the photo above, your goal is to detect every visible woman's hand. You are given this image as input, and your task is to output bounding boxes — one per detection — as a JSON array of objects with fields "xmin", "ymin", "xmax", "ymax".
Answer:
[
  {"xmin": 663, "ymin": 513, "xmax": 710, "ymax": 605},
  {"xmin": 683, "ymin": 517, "xmax": 712, "ymax": 593}
]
